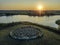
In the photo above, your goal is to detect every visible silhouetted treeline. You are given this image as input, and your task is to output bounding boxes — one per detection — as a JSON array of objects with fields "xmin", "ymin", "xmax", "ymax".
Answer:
[{"xmin": 0, "ymin": 10, "xmax": 60, "ymax": 16}]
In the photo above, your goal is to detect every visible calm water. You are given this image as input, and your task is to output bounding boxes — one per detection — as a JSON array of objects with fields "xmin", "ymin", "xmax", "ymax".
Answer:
[{"xmin": 0, "ymin": 15, "xmax": 60, "ymax": 28}]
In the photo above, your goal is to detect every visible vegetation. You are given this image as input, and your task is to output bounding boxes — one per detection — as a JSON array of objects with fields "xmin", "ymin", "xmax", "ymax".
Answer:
[
  {"xmin": 0, "ymin": 10, "xmax": 60, "ymax": 16},
  {"xmin": 0, "ymin": 21, "xmax": 60, "ymax": 34},
  {"xmin": 0, "ymin": 21, "xmax": 60, "ymax": 45},
  {"xmin": 56, "ymin": 20, "xmax": 60, "ymax": 25}
]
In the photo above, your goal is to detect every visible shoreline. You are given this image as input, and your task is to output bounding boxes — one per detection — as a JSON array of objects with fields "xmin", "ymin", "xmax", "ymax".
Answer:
[{"xmin": 0, "ymin": 21, "xmax": 60, "ymax": 34}]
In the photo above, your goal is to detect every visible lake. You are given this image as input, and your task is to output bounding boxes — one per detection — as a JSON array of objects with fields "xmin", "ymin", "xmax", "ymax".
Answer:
[{"xmin": 0, "ymin": 15, "xmax": 60, "ymax": 28}]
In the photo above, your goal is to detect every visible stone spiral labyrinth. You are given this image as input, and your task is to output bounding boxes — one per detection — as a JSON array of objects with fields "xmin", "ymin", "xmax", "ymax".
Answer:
[{"xmin": 10, "ymin": 25, "xmax": 43, "ymax": 39}]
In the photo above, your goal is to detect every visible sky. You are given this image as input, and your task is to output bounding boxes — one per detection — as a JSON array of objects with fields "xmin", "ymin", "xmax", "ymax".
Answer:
[{"xmin": 0, "ymin": 0, "xmax": 60, "ymax": 10}]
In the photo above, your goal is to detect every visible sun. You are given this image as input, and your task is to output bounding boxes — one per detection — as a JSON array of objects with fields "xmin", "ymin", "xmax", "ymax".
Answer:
[{"xmin": 37, "ymin": 5, "xmax": 43, "ymax": 10}]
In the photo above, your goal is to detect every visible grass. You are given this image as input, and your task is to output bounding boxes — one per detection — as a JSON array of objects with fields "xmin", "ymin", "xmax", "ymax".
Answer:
[{"xmin": 0, "ymin": 22, "xmax": 60, "ymax": 45}]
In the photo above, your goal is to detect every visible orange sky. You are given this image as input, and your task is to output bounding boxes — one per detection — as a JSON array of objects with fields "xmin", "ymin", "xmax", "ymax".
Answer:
[{"xmin": 0, "ymin": 0, "xmax": 60, "ymax": 10}]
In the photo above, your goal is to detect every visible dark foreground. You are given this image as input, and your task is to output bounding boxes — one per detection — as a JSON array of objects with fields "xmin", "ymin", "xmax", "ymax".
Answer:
[{"xmin": 0, "ymin": 22, "xmax": 60, "ymax": 45}]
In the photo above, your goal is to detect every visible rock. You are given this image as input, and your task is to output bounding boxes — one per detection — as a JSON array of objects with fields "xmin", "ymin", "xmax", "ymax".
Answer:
[{"xmin": 10, "ymin": 25, "xmax": 43, "ymax": 40}]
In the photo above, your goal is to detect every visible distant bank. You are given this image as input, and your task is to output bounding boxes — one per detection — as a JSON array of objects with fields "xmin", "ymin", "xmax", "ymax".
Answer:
[{"xmin": 0, "ymin": 10, "xmax": 60, "ymax": 16}]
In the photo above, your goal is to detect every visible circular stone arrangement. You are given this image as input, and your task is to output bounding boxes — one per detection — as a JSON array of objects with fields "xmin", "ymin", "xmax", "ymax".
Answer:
[{"xmin": 10, "ymin": 25, "xmax": 43, "ymax": 39}]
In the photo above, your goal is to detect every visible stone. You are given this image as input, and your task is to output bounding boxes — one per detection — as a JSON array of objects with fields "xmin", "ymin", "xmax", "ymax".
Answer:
[{"xmin": 10, "ymin": 25, "xmax": 43, "ymax": 40}]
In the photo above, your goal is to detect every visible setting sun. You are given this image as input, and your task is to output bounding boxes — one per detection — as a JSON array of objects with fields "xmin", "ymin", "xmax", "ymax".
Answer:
[{"xmin": 37, "ymin": 5, "xmax": 43, "ymax": 10}]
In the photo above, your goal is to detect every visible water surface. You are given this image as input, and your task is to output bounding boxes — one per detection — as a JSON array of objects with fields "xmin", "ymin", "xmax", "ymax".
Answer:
[{"xmin": 0, "ymin": 15, "xmax": 60, "ymax": 28}]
